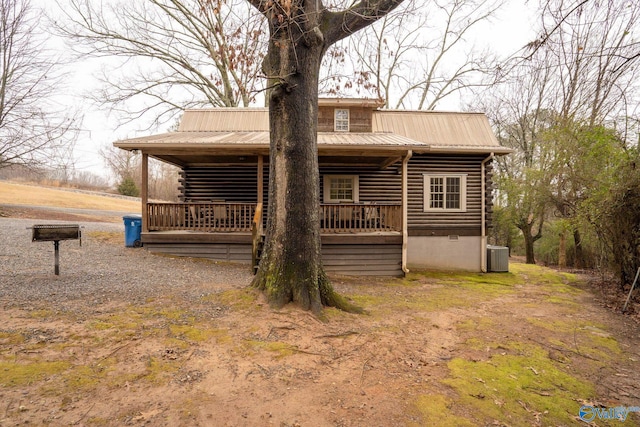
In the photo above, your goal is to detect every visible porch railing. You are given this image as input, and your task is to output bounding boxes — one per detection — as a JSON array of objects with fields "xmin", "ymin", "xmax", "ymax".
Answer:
[
  {"xmin": 146, "ymin": 202, "xmax": 402, "ymax": 233},
  {"xmin": 320, "ymin": 203, "xmax": 402, "ymax": 233},
  {"xmin": 147, "ymin": 202, "xmax": 257, "ymax": 232}
]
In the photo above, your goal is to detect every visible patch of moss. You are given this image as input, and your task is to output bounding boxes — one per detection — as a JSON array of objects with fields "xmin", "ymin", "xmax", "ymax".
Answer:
[
  {"xmin": 143, "ymin": 356, "xmax": 180, "ymax": 384},
  {"xmin": 0, "ymin": 331, "xmax": 25, "ymax": 346},
  {"xmin": 62, "ymin": 363, "xmax": 108, "ymax": 391},
  {"xmin": 205, "ymin": 288, "xmax": 258, "ymax": 310},
  {"xmin": 444, "ymin": 342, "xmax": 595, "ymax": 425},
  {"xmin": 27, "ymin": 309, "xmax": 56, "ymax": 319},
  {"xmin": 410, "ymin": 394, "xmax": 475, "ymax": 427},
  {"xmin": 168, "ymin": 323, "xmax": 227, "ymax": 343},
  {"xmin": 89, "ymin": 312, "xmax": 144, "ymax": 333},
  {"xmin": 509, "ymin": 264, "xmax": 581, "ymax": 292},
  {"xmin": 85, "ymin": 417, "xmax": 111, "ymax": 426},
  {"xmin": 242, "ymin": 339, "xmax": 298, "ymax": 358},
  {"xmin": 545, "ymin": 296, "xmax": 581, "ymax": 307},
  {"xmin": 525, "ymin": 319, "xmax": 621, "ymax": 360},
  {"xmin": 0, "ymin": 360, "xmax": 71, "ymax": 387},
  {"xmin": 135, "ymin": 305, "xmax": 195, "ymax": 323},
  {"xmin": 589, "ymin": 332, "xmax": 622, "ymax": 355},
  {"xmin": 89, "ymin": 320, "xmax": 117, "ymax": 331},
  {"xmin": 162, "ymin": 337, "xmax": 192, "ymax": 350},
  {"xmin": 456, "ymin": 317, "xmax": 494, "ymax": 332}
]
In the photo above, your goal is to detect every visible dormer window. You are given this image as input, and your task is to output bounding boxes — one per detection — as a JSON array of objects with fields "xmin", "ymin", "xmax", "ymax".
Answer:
[{"xmin": 334, "ymin": 109, "xmax": 350, "ymax": 132}]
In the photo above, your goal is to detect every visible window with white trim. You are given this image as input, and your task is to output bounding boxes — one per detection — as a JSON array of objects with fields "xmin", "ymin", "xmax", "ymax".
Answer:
[
  {"xmin": 423, "ymin": 174, "xmax": 467, "ymax": 212},
  {"xmin": 323, "ymin": 175, "xmax": 359, "ymax": 203},
  {"xmin": 334, "ymin": 109, "xmax": 350, "ymax": 131}
]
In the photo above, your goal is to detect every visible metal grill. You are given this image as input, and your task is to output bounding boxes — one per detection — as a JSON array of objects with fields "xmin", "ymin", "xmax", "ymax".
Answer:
[
  {"xmin": 28, "ymin": 224, "xmax": 82, "ymax": 275},
  {"xmin": 31, "ymin": 224, "xmax": 82, "ymax": 242}
]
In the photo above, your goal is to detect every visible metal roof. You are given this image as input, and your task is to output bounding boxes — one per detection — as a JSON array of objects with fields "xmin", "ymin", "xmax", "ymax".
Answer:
[
  {"xmin": 116, "ymin": 105, "xmax": 511, "ymax": 159},
  {"xmin": 178, "ymin": 108, "xmax": 269, "ymax": 132},
  {"xmin": 372, "ymin": 110, "xmax": 503, "ymax": 150}
]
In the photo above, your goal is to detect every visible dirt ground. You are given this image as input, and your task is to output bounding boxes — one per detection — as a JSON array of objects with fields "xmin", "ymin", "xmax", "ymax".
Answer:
[{"xmin": 2, "ymin": 208, "xmax": 640, "ymax": 426}]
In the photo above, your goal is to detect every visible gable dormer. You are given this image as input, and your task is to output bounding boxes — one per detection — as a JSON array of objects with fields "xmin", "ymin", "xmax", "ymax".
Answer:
[{"xmin": 317, "ymin": 98, "xmax": 385, "ymax": 133}]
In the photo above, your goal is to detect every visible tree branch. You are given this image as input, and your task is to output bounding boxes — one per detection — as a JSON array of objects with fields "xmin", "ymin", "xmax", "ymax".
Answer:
[{"xmin": 323, "ymin": 0, "xmax": 407, "ymax": 46}]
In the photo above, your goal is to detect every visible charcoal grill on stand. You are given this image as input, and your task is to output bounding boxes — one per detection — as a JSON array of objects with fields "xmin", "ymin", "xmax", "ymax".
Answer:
[{"xmin": 29, "ymin": 224, "xmax": 82, "ymax": 275}]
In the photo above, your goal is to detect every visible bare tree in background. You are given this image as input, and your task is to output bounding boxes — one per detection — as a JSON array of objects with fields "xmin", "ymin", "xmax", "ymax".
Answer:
[
  {"xmin": 321, "ymin": 0, "xmax": 502, "ymax": 109},
  {"xmin": 56, "ymin": 0, "xmax": 267, "ymax": 127},
  {"xmin": 0, "ymin": 0, "xmax": 78, "ymax": 169},
  {"xmin": 481, "ymin": 49, "xmax": 558, "ymax": 264},
  {"xmin": 100, "ymin": 144, "xmax": 179, "ymax": 200}
]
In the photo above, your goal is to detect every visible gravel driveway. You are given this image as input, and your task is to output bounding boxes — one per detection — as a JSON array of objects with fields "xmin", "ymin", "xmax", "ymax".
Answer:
[{"xmin": 0, "ymin": 218, "xmax": 253, "ymax": 311}]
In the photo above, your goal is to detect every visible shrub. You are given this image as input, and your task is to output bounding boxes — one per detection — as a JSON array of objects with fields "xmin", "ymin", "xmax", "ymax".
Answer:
[{"xmin": 117, "ymin": 177, "xmax": 140, "ymax": 197}]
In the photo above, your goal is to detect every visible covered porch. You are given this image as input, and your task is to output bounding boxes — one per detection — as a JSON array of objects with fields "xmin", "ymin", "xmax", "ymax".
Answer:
[{"xmin": 115, "ymin": 129, "xmax": 424, "ymax": 275}]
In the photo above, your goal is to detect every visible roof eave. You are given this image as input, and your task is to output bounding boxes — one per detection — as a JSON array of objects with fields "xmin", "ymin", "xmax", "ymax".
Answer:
[{"xmin": 418, "ymin": 146, "xmax": 513, "ymax": 155}]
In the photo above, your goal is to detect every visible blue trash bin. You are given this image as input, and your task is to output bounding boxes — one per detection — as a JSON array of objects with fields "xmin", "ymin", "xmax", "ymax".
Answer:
[{"xmin": 123, "ymin": 214, "xmax": 142, "ymax": 247}]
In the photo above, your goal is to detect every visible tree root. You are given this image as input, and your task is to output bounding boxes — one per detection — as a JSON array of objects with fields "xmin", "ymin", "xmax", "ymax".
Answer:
[{"xmin": 252, "ymin": 267, "xmax": 365, "ymax": 316}]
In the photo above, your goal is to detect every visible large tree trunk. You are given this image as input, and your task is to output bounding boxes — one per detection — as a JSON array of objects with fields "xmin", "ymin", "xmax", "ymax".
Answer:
[
  {"xmin": 250, "ymin": 5, "xmax": 357, "ymax": 314},
  {"xmin": 558, "ymin": 229, "xmax": 567, "ymax": 267},
  {"xmin": 518, "ymin": 219, "xmax": 542, "ymax": 265},
  {"xmin": 247, "ymin": 0, "xmax": 406, "ymax": 314},
  {"xmin": 523, "ymin": 230, "xmax": 537, "ymax": 264},
  {"xmin": 572, "ymin": 228, "xmax": 584, "ymax": 269}
]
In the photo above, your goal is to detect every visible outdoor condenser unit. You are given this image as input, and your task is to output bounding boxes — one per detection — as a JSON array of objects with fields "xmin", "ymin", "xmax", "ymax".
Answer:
[{"xmin": 487, "ymin": 245, "xmax": 509, "ymax": 272}]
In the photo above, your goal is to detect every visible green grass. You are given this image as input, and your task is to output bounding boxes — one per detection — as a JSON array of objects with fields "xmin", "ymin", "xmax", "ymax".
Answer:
[
  {"xmin": 0, "ymin": 360, "xmax": 71, "ymax": 387},
  {"xmin": 444, "ymin": 341, "xmax": 595, "ymax": 425}
]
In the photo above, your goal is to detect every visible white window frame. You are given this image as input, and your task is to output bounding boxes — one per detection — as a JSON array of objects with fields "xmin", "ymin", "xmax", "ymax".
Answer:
[
  {"xmin": 323, "ymin": 175, "xmax": 359, "ymax": 203},
  {"xmin": 423, "ymin": 174, "xmax": 467, "ymax": 212},
  {"xmin": 334, "ymin": 109, "xmax": 350, "ymax": 132}
]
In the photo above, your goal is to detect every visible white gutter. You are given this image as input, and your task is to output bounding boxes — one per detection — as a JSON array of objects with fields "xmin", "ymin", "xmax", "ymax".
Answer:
[
  {"xmin": 402, "ymin": 150, "xmax": 413, "ymax": 275},
  {"xmin": 480, "ymin": 153, "xmax": 494, "ymax": 273}
]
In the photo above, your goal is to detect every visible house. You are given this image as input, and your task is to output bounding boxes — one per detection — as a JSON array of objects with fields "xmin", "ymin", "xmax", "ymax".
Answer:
[{"xmin": 114, "ymin": 98, "xmax": 511, "ymax": 276}]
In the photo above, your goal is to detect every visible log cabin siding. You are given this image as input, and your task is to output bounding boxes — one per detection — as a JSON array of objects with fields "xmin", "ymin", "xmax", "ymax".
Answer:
[
  {"xmin": 319, "ymin": 166, "xmax": 402, "ymax": 203},
  {"xmin": 318, "ymin": 106, "xmax": 373, "ymax": 132},
  {"xmin": 407, "ymin": 154, "xmax": 489, "ymax": 236},
  {"xmin": 179, "ymin": 165, "xmax": 403, "ymax": 204},
  {"xmin": 179, "ymin": 166, "xmax": 268, "ymax": 202}
]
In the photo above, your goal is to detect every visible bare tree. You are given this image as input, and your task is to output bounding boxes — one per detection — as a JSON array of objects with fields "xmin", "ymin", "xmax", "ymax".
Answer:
[
  {"xmin": 0, "ymin": 0, "xmax": 78, "ymax": 169},
  {"xmin": 56, "ymin": 0, "xmax": 267, "ymax": 127},
  {"xmin": 321, "ymin": 0, "xmax": 502, "ymax": 109},
  {"xmin": 478, "ymin": 49, "xmax": 558, "ymax": 264},
  {"xmin": 100, "ymin": 144, "xmax": 179, "ymax": 200}
]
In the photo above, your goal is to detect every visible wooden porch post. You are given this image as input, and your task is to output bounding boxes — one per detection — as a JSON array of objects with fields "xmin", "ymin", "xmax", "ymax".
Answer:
[
  {"xmin": 257, "ymin": 154, "xmax": 264, "ymax": 205},
  {"xmin": 401, "ymin": 150, "xmax": 412, "ymax": 275},
  {"xmin": 141, "ymin": 152, "xmax": 149, "ymax": 233}
]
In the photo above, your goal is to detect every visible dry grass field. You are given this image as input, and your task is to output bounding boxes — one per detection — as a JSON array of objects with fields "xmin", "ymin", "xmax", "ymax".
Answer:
[{"xmin": 0, "ymin": 181, "xmax": 140, "ymax": 212}]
